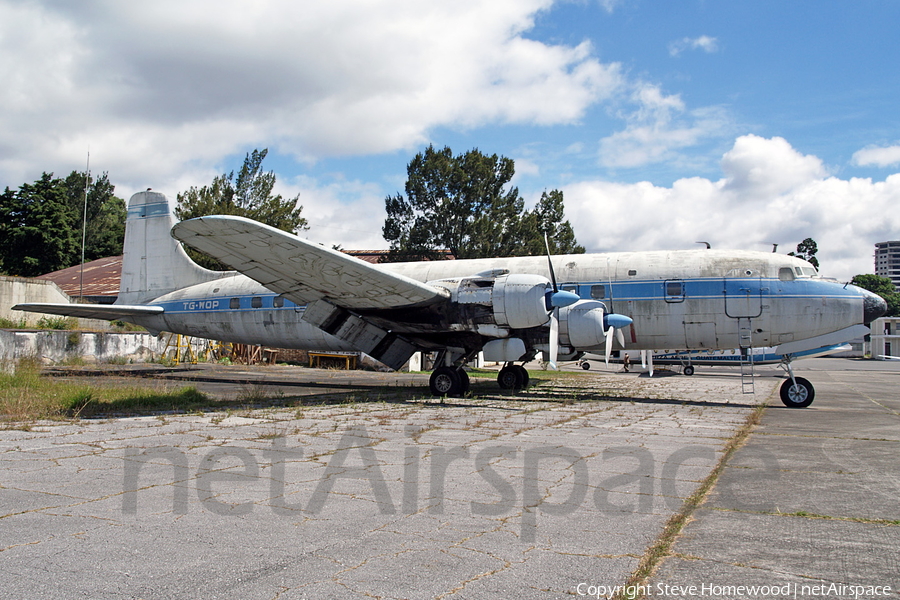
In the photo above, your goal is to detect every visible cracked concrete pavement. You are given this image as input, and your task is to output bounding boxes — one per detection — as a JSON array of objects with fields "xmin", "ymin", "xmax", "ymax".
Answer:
[
  {"xmin": 649, "ymin": 358, "xmax": 900, "ymax": 600},
  {"xmin": 1, "ymin": 360, "xmax": 896, "ymax": 599}
]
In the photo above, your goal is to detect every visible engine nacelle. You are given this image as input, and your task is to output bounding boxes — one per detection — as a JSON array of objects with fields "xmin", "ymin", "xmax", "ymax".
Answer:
[
  {"xmin": 492, "ymin": 274, "xmax": 553, "ymax": 329},
  {"xmin": 428, "ymin": 273, "xmax": 552, "ymax": 333},
  {"xmin": 559, "ymin": 300, "xmax": 608, "ymax": 349}
]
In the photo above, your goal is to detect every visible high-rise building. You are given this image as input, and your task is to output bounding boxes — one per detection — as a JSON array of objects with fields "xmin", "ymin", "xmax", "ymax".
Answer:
[{"xmin": 875, "ymin": 241, "xmax": 900, "ymax": 292}]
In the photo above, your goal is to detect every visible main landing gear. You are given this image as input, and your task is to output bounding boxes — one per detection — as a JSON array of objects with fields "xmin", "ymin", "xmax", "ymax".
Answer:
[
  {"xmin": 497, "ymin": 363, "xmax": 529, "ymax": 390},
  {"xmin": 778, "ymin": 357, "xmax": 815, "ymax": 408},
  {"xmin": 429, "ymin": 366, "xmax": 470, "ymax": 397},
  {"xmin": 428, "ymin": 362, "xmax": 531, "ymax": 397}
]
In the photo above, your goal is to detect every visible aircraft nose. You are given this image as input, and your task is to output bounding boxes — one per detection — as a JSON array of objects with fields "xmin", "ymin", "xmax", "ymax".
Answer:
[{"xmin": 863, "ymin": 290, "xmax": 888, "ymax": 324}]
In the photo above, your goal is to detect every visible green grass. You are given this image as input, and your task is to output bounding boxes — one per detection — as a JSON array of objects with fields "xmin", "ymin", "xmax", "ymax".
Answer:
[{"xmin": 0, "ymin": 359, "xmax": 212, "ymax": 421}]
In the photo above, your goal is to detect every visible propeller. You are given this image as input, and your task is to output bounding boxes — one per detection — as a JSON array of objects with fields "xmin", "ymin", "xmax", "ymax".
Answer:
[
  {"xmin": 543, "ymin": 234, "xmax": 578, "ymax": 369},
  {"xmin": 603, "ymin": 311, "xmax": 633, "ymax": 365}
]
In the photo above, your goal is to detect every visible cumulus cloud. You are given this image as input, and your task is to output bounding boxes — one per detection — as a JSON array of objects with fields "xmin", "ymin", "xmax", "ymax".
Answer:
[
  {"xmin": 0, "ymin": 0, "xmax": 622, "ymax": 194},
  {"xmin": 566, "ymin": 135, "xmax": 900, "ymax": 281},
  {"xmin": 669, "ymin": 35, "xmax": 719, "ymax": 57},
  {"xmin": 598, "ymin": 84, "xmax": 730, "ymax": 168},
  {"xmin": 279, "ymin": 176, "xmax": 389, "ymax": 250},
  {"xmin": 852, "ymin": 145, "xmax": 900, "ymax": 168}
]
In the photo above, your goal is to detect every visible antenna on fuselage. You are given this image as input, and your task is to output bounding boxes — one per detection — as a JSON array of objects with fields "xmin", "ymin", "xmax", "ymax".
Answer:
[{"xmin": 696, "ymin": 241, "xmax": 711, "ymax": 249}]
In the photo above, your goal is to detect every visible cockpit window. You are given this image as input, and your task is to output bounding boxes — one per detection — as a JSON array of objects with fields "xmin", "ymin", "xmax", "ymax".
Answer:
[
  {"xmin": 793, "ymin": 267, "xmax": 817, "ymax": 278},
  {"xmin": 779, "ymin": 267, "xmax": 795, "ymax": 281}
]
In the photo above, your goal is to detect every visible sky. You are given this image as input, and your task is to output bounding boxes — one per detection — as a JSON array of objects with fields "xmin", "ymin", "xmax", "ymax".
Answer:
[{"xmin": 2, "ymin": 0, "xmax": 900, "ymax": 281}]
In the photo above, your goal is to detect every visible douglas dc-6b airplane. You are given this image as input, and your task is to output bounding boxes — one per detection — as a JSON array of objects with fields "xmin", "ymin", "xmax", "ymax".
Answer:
[{"xmin": 15, "ymin": 191, "xmax": 887, "ymax": 407}]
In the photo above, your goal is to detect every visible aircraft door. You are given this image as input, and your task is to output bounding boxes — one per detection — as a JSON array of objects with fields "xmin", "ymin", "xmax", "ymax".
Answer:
[{"xmin": 723, "ymin": 274, "xmax": 764, "ymax": 318}]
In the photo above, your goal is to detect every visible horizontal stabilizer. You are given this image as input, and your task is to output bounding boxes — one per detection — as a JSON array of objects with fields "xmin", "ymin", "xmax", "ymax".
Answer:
[
  {"xmin": 172, "ymin": 215, "xmax": 449, "ymax": 310},
  {"xmin": 12, "ymin": 303, "xmax": 164, "ymax": 321}
]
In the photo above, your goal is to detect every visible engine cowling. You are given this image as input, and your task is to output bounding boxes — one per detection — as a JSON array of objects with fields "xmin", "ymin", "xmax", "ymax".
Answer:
[
  {"xmin": 428, "ymin": 273, "xmax": 552, "ymax": 333},
  {"xmin": 559, "ymin": 300, "xmax": 608, "ymax": 349}
]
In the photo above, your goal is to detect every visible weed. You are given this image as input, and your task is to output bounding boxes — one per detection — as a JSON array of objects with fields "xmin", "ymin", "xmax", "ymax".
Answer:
[
  {"xmin": 0, "ymin": 316, "xmax": 27, "ymax": 329},
  {"xmin": 37, "ymin": 316, "xmax": 77, "ymax": 330}
]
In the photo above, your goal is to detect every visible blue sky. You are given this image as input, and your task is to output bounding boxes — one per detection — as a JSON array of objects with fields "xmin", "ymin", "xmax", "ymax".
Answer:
[{"xmin": 2, "ymin": 0, "xmax": 899, "ymax": 280}]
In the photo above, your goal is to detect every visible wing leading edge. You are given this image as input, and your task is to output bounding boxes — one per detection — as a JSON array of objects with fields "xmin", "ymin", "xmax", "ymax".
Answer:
[{"xmin": 171, "ymin": 216, "xmax": 449, "ymax": 310}]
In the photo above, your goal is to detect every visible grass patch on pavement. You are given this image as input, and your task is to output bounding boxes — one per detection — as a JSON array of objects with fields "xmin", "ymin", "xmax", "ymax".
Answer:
[{"xmin": 1, "ymin": 359, "xmax": 211, "ymax": 422}]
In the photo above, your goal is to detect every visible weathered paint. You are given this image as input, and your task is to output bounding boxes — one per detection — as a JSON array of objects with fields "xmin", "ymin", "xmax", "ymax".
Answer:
[{"xmin": 14, "ymin": 191, "xmax": 885, "ymax": 362}]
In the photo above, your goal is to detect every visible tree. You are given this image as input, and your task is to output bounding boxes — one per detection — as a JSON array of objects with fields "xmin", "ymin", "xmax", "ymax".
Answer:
[
  {"xmin": 62, "ymin": 171, "xmax": 126, "ymax": 261},
  {"xmin": 788, "ymin": 237, "xmax": 819, "ymax": 269},
  {"xmin": 0, "ymin": 171, "xmax": 124, "ymax": 277},
  {"xmin": 175, "ymin": 149, "xmax": 307, "ymax": 269},
  {"xmin": 517, "ymin": 190, "xmax": 585, "ymax": 256},
  {"xmin": 382, "ymin": 145, "xmax": 583, "ymax": 261},
  {"xmin": 851, "ymin": 274, "xmax": 900, "ymax": 317}
]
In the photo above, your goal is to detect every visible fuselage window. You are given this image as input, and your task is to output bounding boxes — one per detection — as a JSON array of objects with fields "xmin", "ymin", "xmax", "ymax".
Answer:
[
  {"xmin": 628, "ymin": 269, "xmax": 637, "ymax": 277},
  {"xmin": 779, "ymin": 267, "xmax": 795, "ymax": 281},
  {"xmin": 251, "ymin": 297, "xmax": 263, "ymax": 308},
  {"xmin": 562, "ymin": 284, "xmax": 578, "ymax": 295},
  {"xmin": 273, "ymin": 296, "xmax": 285, "ymax": 308},
  {"xmin": 666, "ymin": 281, "xmax": 683, "ymax": 296},
  {"xmin": 229, "ymin": 298, "xmax": 240, "ymax": 309},
  {"xmin": 591, "ymin": 284, "xmax": 605, "ymax": 299}
]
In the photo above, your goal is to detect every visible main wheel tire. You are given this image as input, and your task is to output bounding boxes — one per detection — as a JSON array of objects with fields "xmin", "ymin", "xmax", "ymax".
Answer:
[
  {"xmin": 683, "ymin": 365, "xmax": 695, "ymax": 376},
  {"xmin": 430, "ymin": 367, "xmax": 462, "ymax": 397},
  {"xmin": 581, "ymin": 361, "xmax": 591, "ymax": 370},
  {"xmin": 780, "ymin": 376, "xmax": 815, "ymax": 408},
  {"xmin": 498, "ymin": 365, "xmax": 524, "ymax": 390},
  {"xmin": 512, "ymin": 365, "xmax": 529, "ymax": 389},
  {"xmin": 457, "ymin": 369, "xmax": 470, "ymax": 395}
]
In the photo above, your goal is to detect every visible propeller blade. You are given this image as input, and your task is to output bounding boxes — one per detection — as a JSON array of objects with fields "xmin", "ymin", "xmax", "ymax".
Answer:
[
  {"xmin": 616, "ymin": 328, "xmax": 625, "ymax": 348},
  {"xmin": 641, "ymin": 350, "xmax": 647, "ymax": 369},
  {"xmin": 605, "ymin": 326, "xmax": 614, "ymax": 365},
  {"xmin": 543, "ymin": 233, "xmax": 558, "ymax": 293},
  {"xmin": 548, "ymin": 309, "xmax": 559, "ymax": 370},
  {"xmin": 648, "ymin": 352, "xmax": 654, "ymax": 377}
]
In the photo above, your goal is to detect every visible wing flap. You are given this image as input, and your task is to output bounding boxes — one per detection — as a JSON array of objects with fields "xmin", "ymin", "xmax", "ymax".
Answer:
[
  {"xmin": 12, "ymin": 303, "xmax": 164, "ymax": 321},
  {"xmin": 171, "ymin": 216, "xmax": 449, "ymax": 310}
]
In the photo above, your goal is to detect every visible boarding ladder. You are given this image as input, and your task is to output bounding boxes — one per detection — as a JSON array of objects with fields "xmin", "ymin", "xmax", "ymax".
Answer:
[{"xmin": 737, "ymin": 318, "xmax": 755, "ymax": 394}]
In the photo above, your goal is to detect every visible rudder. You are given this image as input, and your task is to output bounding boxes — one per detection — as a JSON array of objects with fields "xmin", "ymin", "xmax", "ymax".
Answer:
[{"xmin": 117, "ymin": 191, "xmax": 232, "ymax": 304}]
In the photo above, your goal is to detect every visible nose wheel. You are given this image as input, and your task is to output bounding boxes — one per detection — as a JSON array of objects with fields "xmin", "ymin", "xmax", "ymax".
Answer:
[
  {"xmin": 780, "ymin": 376, "xmax": 814, "ymax": 408},
  {"xmin": 778, "ymin": 357, "xmax": 815, "ymax": 408}
]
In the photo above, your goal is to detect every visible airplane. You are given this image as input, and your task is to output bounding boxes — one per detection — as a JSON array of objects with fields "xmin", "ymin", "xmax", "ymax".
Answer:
[{"xmin": 13, "ymin": 190, "xmax": 887, "ymax": 408}]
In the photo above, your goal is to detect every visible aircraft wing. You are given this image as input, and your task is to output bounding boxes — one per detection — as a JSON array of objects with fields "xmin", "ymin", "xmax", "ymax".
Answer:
[
  {"xmin": 12, "ymin": 303, "xmax": 164, "ymax": 320},
  {"xmin": 171, "ymin": 216, "xmax": 450, "ymax": 310},
  {"xmin": 773, "ymin": 324, "xmax": 869, "ymax": 355}
]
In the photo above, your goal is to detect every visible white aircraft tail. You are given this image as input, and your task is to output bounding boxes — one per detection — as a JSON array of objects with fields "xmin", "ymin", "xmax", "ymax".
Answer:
[{"xmin": 117, "ymin": 191, "xmax": 232, "ymax": 304}]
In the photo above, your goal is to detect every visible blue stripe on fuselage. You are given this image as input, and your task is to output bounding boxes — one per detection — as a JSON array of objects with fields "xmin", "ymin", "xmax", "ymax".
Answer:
[{"xmin": 151, "ymin": 277, "xmax": 857, "ymax": 315}]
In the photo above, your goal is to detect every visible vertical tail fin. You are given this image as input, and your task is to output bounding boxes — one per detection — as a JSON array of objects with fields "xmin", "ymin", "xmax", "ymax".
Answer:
[{"xmin": 117, "ymin": 191, "xmax": 231, "ymax": 304}]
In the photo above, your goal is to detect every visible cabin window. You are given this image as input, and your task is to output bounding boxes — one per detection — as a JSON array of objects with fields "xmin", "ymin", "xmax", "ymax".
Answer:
[
  {"xmin": 628, "ymin": 269, "xmax": 637, "ymax": 277},
  {"xmin": 591, "ymin": 284, "xmax": 605, "ymax": 299},
  {"xmin": 251, "ymin": 297, "xmax": 263, "ymax": 308},
  {"xmin": 229, "ymin": 298, "xmax": 240, "ymax": 309},
  {"xmin": 665, "ymin": 280, "xmax": 685, "ymax": 302},
  {"xmin": 562, "ymin": 284, "xmax": 578, "ymax": 295},
  {"xmin": 779, "ymin": 267, "xmax": 795, "ymax": 281},
  {"xmin": 273, "ymin": 296, "xmax": 285, "ymax": 308}
]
